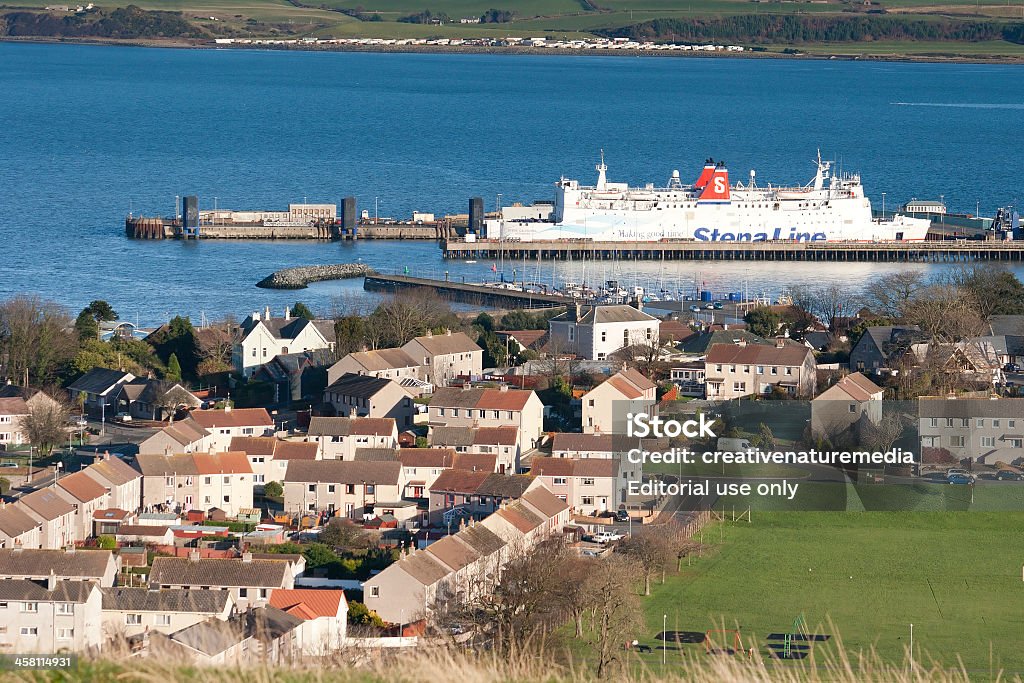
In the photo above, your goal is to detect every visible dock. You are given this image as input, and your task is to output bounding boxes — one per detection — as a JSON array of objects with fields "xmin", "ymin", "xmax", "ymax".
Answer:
[
  {"xmin": 441, "ymin": 239, "xmax": 1024, "ymax": 262},
  {"xmin": 363, "ymin": 274, "xmax": 572, "ymax": 309}
]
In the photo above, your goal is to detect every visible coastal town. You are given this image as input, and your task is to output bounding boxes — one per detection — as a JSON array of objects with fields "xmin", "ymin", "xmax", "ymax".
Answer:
[{"xmin": 0, "ymin": 261, "xmax": 1021, "ymax": 667}]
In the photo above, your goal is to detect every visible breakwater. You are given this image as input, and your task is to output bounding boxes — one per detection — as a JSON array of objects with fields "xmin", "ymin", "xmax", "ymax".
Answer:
[
  {"xmin": 364, "ymin": 273, "xmax": 572, "ymax": 309},
  {"xmin": 256, "ymin": 263, "xmax": 376, "ymax": 290}
]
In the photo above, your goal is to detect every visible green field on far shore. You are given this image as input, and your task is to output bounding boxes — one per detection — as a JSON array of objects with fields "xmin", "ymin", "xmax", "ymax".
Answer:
[{"xmin": 608, "ymin": 512, "xmax": 1024, "ymax": 675}]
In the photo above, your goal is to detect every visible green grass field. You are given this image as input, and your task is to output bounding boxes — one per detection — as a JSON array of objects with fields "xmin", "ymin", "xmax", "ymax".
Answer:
[{"xmin": 622, "ymin": 512, "xmax": 1024, "ymax": 676}]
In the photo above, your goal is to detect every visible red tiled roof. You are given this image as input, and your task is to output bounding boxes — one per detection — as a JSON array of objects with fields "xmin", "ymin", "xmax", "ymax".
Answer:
[
  {"xmin": 429, "ymin": 469, "xmax": 490, "ymax": 494},
  {"xmin": 452, "ymin": 453, "xmax": 497, "ymax": 473},
  {"xmin": 57, "ymin": 471, "xmax": 109, "ymax": 503},
  {"xmin": 192, "ymin": 452, "xmax": 252, "ymax": 475},
  {"xmin": 273, "ymin": 442, "xmax": 318, "ymax": 461},
  {"xmin": 229, "ymin": 436, "xmax": 277, "ymax": 456},
  {"xmin": 268, "ymin": 589, "xmax": 346, "ymax": 619},
  {"xmin": 430, "ymin": 387, "xmax": 535, "ymax": 411},
  {"xmin": 606, "ymin": 375, "xmax": 643, "ymax": 399},
  {"xmin": 399, "ymin": 449, "xmax": 456, "ymax": 468},
  {"xmin": 705, "ymin": 342, "xmax": 812, "ymax": 367}
]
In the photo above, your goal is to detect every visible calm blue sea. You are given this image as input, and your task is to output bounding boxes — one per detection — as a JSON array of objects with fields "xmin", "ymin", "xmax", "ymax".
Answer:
[{"xmin": 1, "ymin": 42, "xmax": 1022, "ymax": 324}]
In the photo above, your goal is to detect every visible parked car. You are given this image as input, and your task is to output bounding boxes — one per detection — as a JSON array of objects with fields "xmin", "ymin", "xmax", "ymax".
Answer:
[
  {"xmin": 1004, "ymin": 362, "xmax": 1021, "ymax": 373},
  {"xmin": 947, "ymin": 473, "xmax": 973, "ymax": 485},
  {"xmin": 591, "ymin": 530, "xmax": 626, "ymax": 544},
  {"xmin": 713, "ymin": 302, "xmax": 724, "ymax": 309},
  {"xmin": 68, "ymin": 415, "xmax": 88, "ymax": 428},
  {"xmin": 689, "ymin": 305, "xmax": 700, "ymax": 312},
  {"xmin": 615, "ymin": 509, "xmax": 630, "ymax": 522},
  {"xmin": 996, "ymin": 470, "xmax": 1023, "ymax": 481},
  {"xmin": 946, "ymin": 468, "xmax": 974, "ymax": 481},
  {"xmin": 114, "ymin": 412, "xmax": 132, "ymax": 423}
]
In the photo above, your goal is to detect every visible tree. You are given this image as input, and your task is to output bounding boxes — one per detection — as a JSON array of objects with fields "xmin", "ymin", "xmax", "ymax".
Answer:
[
  {"xmin": 0, "ymin": 295, "xmax": 77, "ymax": 385},
  {"xmin": 863, "ymin": 271, "xmax": 926, "ymax": 320},
  {"xmin": 147, "ymin": 316, "xmax": 198, "ymax": 378},
  {"xmin": 74, "ymin": 309, "xmax": 99, "ymax": 342},
  {"xmin": 291, "ymin": 302, "xmax": 315, "ymax": 320},
  {"xmin": 302, "ymin": 542, "xmax": 339, "ymax": 570},
  {"xmin": 615, "ymin": 531, "xmax": 673, "ymax": 596},
  {"xmin": 85, "ymin": 300, "xmax": 118, "ymax": 322},
  {"xmin": 96, "ymin": 535, "xmax": 116, "ymax": 549},
  {"xmin": 947, "ymin": 265, "xmax": 1024, "ymax": 318},
  {"xmin": 166, "ymin": 353, "xmax": 182, "ymax": 382},
  {"xmin": 584, "ymin": 556, "xmax": 643, "ymax": 677},
  {"xmin": 796, "ymin": 284, "xmax": 856, "ymax": 333},
  {"xmin": 369, "ymin": 289, "xmax": 458, "ymax": 349},
  {"xmin": 22, "ymin": 398, "xmax": 70, "ymax": 457},
  {"xmin": 319, "ymin": 518, "xmax": 371, "ymax": 550},
  {"xmin": 744, "ymin": 306, "xmax": 782, "ymax": 339},
  {"xmin": 334, "ymin": 315, "xmax": 368, "ymax": 355},
  {"xmin": 903, "ymin": 284, "xmax": 985, "ymax": 342},
  {"xmin": 263, "ymin": 481, "xmax": 283, "ymax": 498},
  {"xmin": 347, "ymin": 601, "xmax": 385, "ymax": 628},
  {"xmin": 155, "ymin": 384, "xmax": 194, "ymax": 423}
]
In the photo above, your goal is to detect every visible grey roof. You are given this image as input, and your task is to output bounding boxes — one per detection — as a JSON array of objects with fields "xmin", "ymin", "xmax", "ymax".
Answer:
[
  {"xmin": 102, "ymin": 587, "xmax": 231, "ymax": 613},
  {"xmin": 919, "ymin": 397, "xmax": 1024, "ymax": 419},
  {"xmin": 974, "ymin": 335, "xmax": 1024, "ymax": 358},
  {"xmin": 325, "ymin": 373, "xmax": 396, "ymax": 399},
  {"xmin": 0, "ymin": 549, "xmax": 113, "ymax": 579},
  {"xmin": 988, "ymin": 316, "xmax": 1024, "ymax": 337},
  {"xmin": 150, "ymin": 557, "xmax": 289, "ymax": 589},
  {"xmin": 353, "ymin": 448, "xmax": 401, "ymax": 462},
  {"xmin": 242, "ymin": 316, "xmax": 329, "ymax": 342},
  {"xmin": 284, "ymin": 460, "xmax": 401, "ymax": 485},
  {"xmin": 171, "ymin": 616, "xmax": 247, "ymax": 656},
  {"xmin": 0, "ymin": 578, "xmax": 98, "ymax": 603},
  {"xmin": 392, "ymin": 551, "xmax": 450, "ymax": 586},
  {"xmin": 135, "ymin": 453, "xmax": 199, "ymax": 476},
  {"xmin": 307, "ymin": 416, "xmax": 396, "ymax": 437},
  {"xmin": 803, "ymin": 331, "xmax": 833, "ymax": 351},
  {"xmin": 18, "ymin": 489, "xmax": 75, "ymax": 521},
  {"xmin": 457, "ymin": 524, "xmax": 505, "ymax": 557},
  {"xmin": 67, "ymin": 367, "xmax": 133, "ymax": 395},
  {"xmin": 344, "ymin": 348, "xmax": 420, "ymax": 372},
  {"xmin": 678, "ymin": 329, "xmax": 771, "ymax": 355},
  {"xmin": 861, "ymin": 326, "xmax": 926, "ymax": 360},
  {"xmin": 476, "ymin": 473, "xmax": 533, "ymax": 498},
  {"xmin": 552, "ymin": 303, "xmax": 656, "ymax": 325}
]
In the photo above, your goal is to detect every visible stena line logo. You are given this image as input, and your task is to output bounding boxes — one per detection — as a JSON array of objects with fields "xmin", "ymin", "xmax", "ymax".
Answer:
[{"xmin": 694, "ymin": 227, "xmax": 828, "ymax": 242}]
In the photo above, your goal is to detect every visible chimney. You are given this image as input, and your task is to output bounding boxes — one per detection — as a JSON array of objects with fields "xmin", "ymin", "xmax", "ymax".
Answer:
[
  {"xmin": 242, "ymin": 552, "xmax": 253, "ymax": 563},
  {"xmin": 47, "ymin": 569, "xmax": 57, "ymax": 592},
  {"xmin": 188, "ymin": 550, "xmax": 200, "ymax": 562},
  {"xmin": 148, "ymin": 581, "xmax": 160, "ymax": 592},
  {"xmin": 499, "ymin": 384, "xmax": 509, "ymax": 393},
  {"xmin": 776, "ymin": 337, "xmax": 786, "ymax": 349},
  {"xmin": 737, "ymin": 339, "xmax": 747, "ymax": 348},
  {"xmin": 574, "ymin": 300, "xmax": 582, "ymax": 321},
  {"xmin": 426, "ymin": 330, "xmax": 433, "ymax": 338},
  {"xmin": 635, "ymin": 296, "xmax": 644, "ymax": 313},
  {"xmin": 284, "ymin": 306, "xmax": 291, "ymax": 320},
  {"xmin": 265, "ymin": 305, "xmax": 271, "ymax": 320},
  {"xmin": 252, "ymin": 311, "xmax": 261, "ymax": 322}
]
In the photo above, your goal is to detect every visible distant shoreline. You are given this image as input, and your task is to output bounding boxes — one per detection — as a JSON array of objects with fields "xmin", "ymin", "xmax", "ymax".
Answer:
[{"xmin": 2, "ymin": 35, "xmax": 1024, "ymax": 65}]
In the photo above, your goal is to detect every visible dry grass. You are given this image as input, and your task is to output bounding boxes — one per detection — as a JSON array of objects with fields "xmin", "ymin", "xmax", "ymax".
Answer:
[{"xmin": 7, "ymin": 643, "xmax": 1013, "ymax": 683}]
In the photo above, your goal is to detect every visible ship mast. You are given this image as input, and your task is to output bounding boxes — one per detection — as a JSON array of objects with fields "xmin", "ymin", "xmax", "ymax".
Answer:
[{"xmin": 596, "ymin": 149, "xmax": 608, "ymax": 191}]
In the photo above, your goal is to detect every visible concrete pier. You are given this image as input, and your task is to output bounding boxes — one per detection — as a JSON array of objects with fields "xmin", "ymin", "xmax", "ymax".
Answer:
[
  {"xmin": 363, "ymin": 274, "xmax": 572, "ymax": 309},
  {"xmin": 441, "ymin": 239, "xmax": 1024, "ymax": 263}
]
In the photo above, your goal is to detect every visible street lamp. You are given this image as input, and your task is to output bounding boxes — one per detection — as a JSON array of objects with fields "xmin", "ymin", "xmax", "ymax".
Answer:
[
  {"xmin": 662, "ymin": 614, "xmax": 667, "ymax": 666},
  {"xmin": 53, "ymin": 462, "xmax": 63, "ymax": 487}
]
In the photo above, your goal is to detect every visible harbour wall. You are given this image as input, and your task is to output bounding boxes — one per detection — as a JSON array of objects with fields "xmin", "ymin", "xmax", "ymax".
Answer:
[{"xmin": 257, "ymin": 263, "xmax": 376, "ymax": 289}]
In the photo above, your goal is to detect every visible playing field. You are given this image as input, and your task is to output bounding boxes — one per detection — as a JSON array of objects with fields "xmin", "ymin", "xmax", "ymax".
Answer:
[{"xmin": 628, "ymin": 511, "xmax": 1024, "ymax": 675}]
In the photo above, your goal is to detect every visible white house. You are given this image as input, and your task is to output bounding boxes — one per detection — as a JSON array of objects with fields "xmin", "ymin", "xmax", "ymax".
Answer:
[
  {"xmin": 234, "ymin": 309, "xmax": 336, "ymax": 378},
  {"xmin": 268, "ymin": 588, "xmax": 347, "ymax": 654},
  {"xmin": 305, "ymin": 417, "xmax": 399, "ymax": 460},
  {"xmin": 549, "ymin": 303, "xmax": 660, "ymax": 360},
  {"xmin": 580, "ymin": 368, "xmax": 657, "ymax": 435},
  {"xmin": 401, "ymin": 330, "xmax": 483, "ymax": 387},
  {"xmin": 427, "ymin": 386, "xmax": 545, "ymax": 449},
  {"xmin": 186, "ymin": 408, "xmax": 275, "ymax": 453}
]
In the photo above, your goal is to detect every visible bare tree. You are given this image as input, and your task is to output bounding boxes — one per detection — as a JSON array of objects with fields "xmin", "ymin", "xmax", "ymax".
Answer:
[
  {"xmin": 371, "ymin": 289, "xmax": 458, "ymax": 349},
  {"xmin": 904, "ymin": 284, "xmax": 985, "ymax": 342},
  {"xmin": 797, "ymin": 284, "xmax": 857, "ymax": 333},
  {"xmin": 155, "ymin": 385, "xmax": 197, "ymax": 423},
  {"xmin": 616, "ymin": 530, "xmax": 674, "ymax": 596},
  {"xmin": 556, "ymin": 555, "xmax": 599, "ymax": 637},
  {"xmin": 584, "ymin": 556, "xmax": 643, "ymax": 677},
  {"xmin": 0, "ymin": 295, "xmax": 77, "ymax": 385},
  {"xmin": 862, "ymin": 271, "xmax": 927, "ymax": 320},
  {"xmin": 21, "ymin": 397, "xmax": 70, "ymax": 457}
]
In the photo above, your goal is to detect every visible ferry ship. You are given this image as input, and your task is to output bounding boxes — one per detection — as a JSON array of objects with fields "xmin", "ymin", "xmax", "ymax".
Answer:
[{"xmin": 485, "ymin": 152, "xmax": 931, "ymax": 243}]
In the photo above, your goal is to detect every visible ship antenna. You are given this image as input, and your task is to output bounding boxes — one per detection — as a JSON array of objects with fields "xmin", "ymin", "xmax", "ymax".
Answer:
[{"xmin": 596, "ymin": 149, "xmax": 608, "ymax": 191}]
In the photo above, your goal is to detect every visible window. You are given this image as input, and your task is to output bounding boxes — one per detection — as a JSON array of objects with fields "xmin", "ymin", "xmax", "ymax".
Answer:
[
  {"xmin": 453, "ymin": 409, "xmax": 460, "ymax": 417},
  {"xmin": 976, "ymin": 419, "xmax": 985, "ymax": 428},
  {"xmin": 242, "ymin": 428, "xmax": 254, "ymax": 435},
  {"xmin": 57, "ymin": 628, "xmax": 74, "ymax": 640},
  {"xmin": 57, "ymin": 603, "xmax": 74, "ymax": 615},
  {"xmin": 929, "ymin": 418, "xmax": 938, "ymax": 428},
  {"xmin": 601, "ymin": 331, "xmax": 607, "ymax": 342},
  {"xmin": 785, "ymin": 367, "xmax": 793, "ymax": 376},
  {"xmin": 588, "ymin": 399, "xmax": 595, "ymax": 407},
  {"xmin": 370, "ymin": 586, "xmax": 380, "ymax": 597},
  {"xmin": 582, "ymin": 477, "xmax": 595, "ymax": 486},
  {"xmin": 1010, "ymin": 439, "xmax": 1023, "ymax": 449},
  {"xmin": 981, "ymin": 437, "xmax": 995, "ymax": 448},
  {"xmin": 756, "ymin": 366, "xmax": 764, "ymax": 374},
  {"xmin": 204, "ymin": 477, "xmax": 212, "ymax": 485},
  {"xmin": 126, "ymin": 614, "xmax": 143, "ymax": 625},
  {"xmin": 581, "ymin": 496, "xmax": 594, "ymax": 506},
  {"xmin": 438, "ymin": 408, "xmax": 446, "ymax": 417},
  {"xmin": 328, "ymin": 485, "xmax": 336, "ymax": 493},
  {"xmin": 20, "ymin": 627, "xmax": 38, "ymax": 636},
  {"xmin": 553, "ymin": 477, "xmax": 567, "ymax": 485},
  {"xmin": 367, "ymin": 485, "xmax": 376, "ymax": 495},
  {"xmin": 950, "ymin": 436, "xmax": 965, "ymax": 448},
  {"xmin": 993, "ymin": 419, "xmax": 1001, "ymax": 428},
  {"xmin": 946, "ymin": 418, "xmax": 954, "ymax": 427},
  {"xmin": 1010, "ymin": 420, "xmax": 1016, "ymax": 429},
  {"xmin": 21, "ymin": 602, "xmax": 37, "ymax": 613},
  {"xmin": 491, "ymin": 410, "xmax": 499, "ymax": 419},
  {"xmin": 165, "ymin": 476, "xmax": 174, "ymax": 487},
  {"xmin": 771, "ymin": 367, "xmax": 778, "ymax": 375},
  {"xmin": 346, "ymin": 484, "xmax": 355, "ymax": 495},
  {"xmin": 308, "ymin": 484, "xmax": 315, "ymax": 493},
  {"xmin": 223, "ymin": 475, "xmax": 231, "ymax": 485}
]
